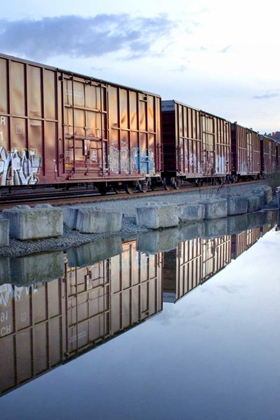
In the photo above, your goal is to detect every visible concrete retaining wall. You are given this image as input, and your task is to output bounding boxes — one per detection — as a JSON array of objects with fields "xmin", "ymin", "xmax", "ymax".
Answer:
[{"xmin": 0, "ymin": 218, "xmax": 9, "ymax": 247}]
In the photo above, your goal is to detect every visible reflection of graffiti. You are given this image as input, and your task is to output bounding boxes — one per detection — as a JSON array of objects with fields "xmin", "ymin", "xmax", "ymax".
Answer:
[
  {"xmin": 0, "ymin": 147, "xmax": 41, "ymax": 186},
  {"xmin": 0, "ymin": 283, "xmax": 37, "ymax": 308}
]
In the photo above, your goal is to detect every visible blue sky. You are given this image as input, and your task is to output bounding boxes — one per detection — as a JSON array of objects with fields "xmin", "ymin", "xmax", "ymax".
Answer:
[{"xmin": 1, "ymin": 0, "xmax": 279, "ymax": 133}]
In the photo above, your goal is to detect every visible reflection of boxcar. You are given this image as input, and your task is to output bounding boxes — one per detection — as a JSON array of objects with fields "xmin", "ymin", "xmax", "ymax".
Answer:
[
  {"xmin": 231, "ymin": 123, "xmax": 261, "ymax": 181},
  {"xmin": 161, "ymin": 100, "xmax": 231, "ymax": 187},
  {"xmin": 162, "ymin": 235, "xmax": 231, "ymax": 303},
  {"xmin": 66, "ymin": 240, "xmax": 162, "ymax": 357},
  {"xmin": 260, "ymin": 135, "xmax": 278, "ymax": 176},
  {"xmin": 0, "ymin": 280, "xmax": 65, "ymax": 395},
  {"xmin": 231, "ymin": 227, "xmax": 261, "ymax": 259},
  {"xmin": 0, "ymin": 53, "xmax": 162, "ymax": 193},
  {"xmin": 0, "ymin": 240, "xmax": 162, "ymax": 396}
]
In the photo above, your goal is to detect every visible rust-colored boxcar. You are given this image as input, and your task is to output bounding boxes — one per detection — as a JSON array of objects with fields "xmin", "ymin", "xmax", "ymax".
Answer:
[
  {"xmin": 161, "ymin": 100, "xmax": 231, "ymax": 187},
  {"xmin": 0, "ymin": 53, "xmax": 162, "ymax": 193},
  {"xmin": 231, "ymin": 123, "xmax": 261, "ymax": 180},
  {"xmin": 260, "ymin": 135, "xmax": 278, "ymax": 175}
]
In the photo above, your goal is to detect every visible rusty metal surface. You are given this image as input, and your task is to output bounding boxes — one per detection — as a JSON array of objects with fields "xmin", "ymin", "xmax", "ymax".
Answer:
[
  {"xmin": 231, "ymin": 123, "xmax": 261, "ymax": 177},
  {"xmin": 0, "ymin": 53, "xmax": 162, "ymax": 189},
  {"xmin": 162, "ymin": 100, "xmax": 231, "ymax": 180},
  {"xmin": 260, "ymin": 135, "xmax": 277, "ymax": 174}
]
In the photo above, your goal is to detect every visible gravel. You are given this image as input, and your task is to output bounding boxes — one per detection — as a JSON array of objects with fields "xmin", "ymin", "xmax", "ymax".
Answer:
[{"xmin": 0, "ymin": 182, "xmax": 278, "ymax": 258}]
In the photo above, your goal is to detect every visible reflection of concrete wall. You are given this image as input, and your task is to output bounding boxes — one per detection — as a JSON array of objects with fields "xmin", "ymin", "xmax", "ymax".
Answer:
[
  {"xmin": 10, "ymin": 251, "xmax": 64, "ymax": 286},
  {"xmin": 67, "ymin": 237, "xmax": 122, "ymax": 268}
]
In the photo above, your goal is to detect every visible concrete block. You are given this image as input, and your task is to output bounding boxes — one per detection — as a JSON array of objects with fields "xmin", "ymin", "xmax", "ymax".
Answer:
[
  {"xmin": 10, "ymin": 251, "xmax": 64, "ymax": 286},
  {"xmin": 0, "ymin": 258, "xmax": 11, "ymax": 285},
  {"xmin": 220, "ymin": 195, "xmax": 248, "ymax": 215},
  {"xmin": 247, "ymin": 195, "xmax": 261, "ymax": 213},
  {"xmin": 199, "ymin": 198, "xmax": 228, "ymax": 220},
  {"xmin": 136, "ymin": 228, "xmax": 179, "ymax": 254},
  {"xmin": 76, "ymin": 209, "xmax": 122, "ymax": 233},
  {"xmin": 177, "ymin": 203, "xmax": 205, "ymax": 223},
  {"xmin": 64, "ymin": 207, "xmax": 80, "ymax": 230},
  {"xmin": 227, "ymin": 214, "xmax": 248, "ymax": 234},
  {"xmin": 136, "ymin": 203, "xmax": 179, "ymax": 229},
  {"xmin": 0, "ymin": 218, "xmax": 9, "ymax": 247},
  {"xmin": 262, "ymin": 186, "xmax": 272, "ymax": 204},
  {"xmin": 202, "ymin": 218, "xmax": 228, "ymax": 238},
  {"xmin": 67, "ymin": 237, "xmax": 122, "ymax": 267},
  {"xmin": 2, "ymin": 206, "xmax": 63, "ymax": 240},
  {"xmin": 251, "ymin": 190, "xmax": 266, "ymax": 207},
  {"xmin": 178, "ymin": 222, "xmax": 203, "ymax": 242}
]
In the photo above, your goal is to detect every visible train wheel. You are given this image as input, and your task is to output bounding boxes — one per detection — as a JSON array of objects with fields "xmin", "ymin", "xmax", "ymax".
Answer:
[
  {"xmin": 196, "ymin": 179, "xmax": 203, "ymax": 187},
  {"xmin": 163, "ymin": 177, "xmax": 171, "ymax": 191},
  {"xmin": 97, "ymin": 184, "xmax": 108, "ymax": 195},
  {"xmin": 171, "ymin": 177, "xmax": 180, "ymax": 189},
  {"xmin": 114, "ymin": 186, "xmax": 123, "ymax": 194},
  {"xmin": 139, "ymin": 180, "xmax": 149, "ymax": 193},
  {"xmin": 113, "ymin": 183, "xmax": 123, "ymax": 194},
  {"xmin": 125, "ymin": 183, "xmax": 134, "ymax": 194}
]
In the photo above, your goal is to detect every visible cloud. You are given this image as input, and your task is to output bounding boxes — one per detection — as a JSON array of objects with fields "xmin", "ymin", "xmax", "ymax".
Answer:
[
  {"xmin": 219, "ymin": 45, "xmax": 233, "ymax": 53},
  {"xmin": 0, "ymin": 14, "xmax": 176, "ymax": 61},
  {"xmin": 253, "ymin": 92, "xmax": 280, "ymax": 99}
]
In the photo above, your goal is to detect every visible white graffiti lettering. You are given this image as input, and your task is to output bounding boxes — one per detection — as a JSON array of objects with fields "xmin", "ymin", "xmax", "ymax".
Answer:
[
  {"xmin": 0, "ymin": 116, "xmax": 6, "ymax": 125},
  {"xmin": 0, "ymin": 147, "xmax": 41, "ymax": 186},
  {"xmin": 0, "ymin": 311, "xmax": 8, "ymax": 322}
]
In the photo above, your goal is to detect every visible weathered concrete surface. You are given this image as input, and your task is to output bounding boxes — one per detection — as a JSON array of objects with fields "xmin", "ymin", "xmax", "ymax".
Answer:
[
  {"xmin": 220, "ymin": 195, "xmax": 248, "ymax": 216},
  {"xmin": 247, "ymin": 195, "xmax": 261, "ymax": 213},
  {"xmin": 202, "ymin": 218, "xmax": 228, "ymax": 238},
  {"xmin": 67, "ymin": 237, "xmax": 122, "ymax": 267},
  {"xmin": 178, "ymin": 222, "xmax": 203, "ymax": 242},
  {"xmin": 0, "ymin": 217, "xmax": 9, "ymax": 247},
  {"xmin": 199, "ymin": 198, "xmax": 228, "ymax": 220},
  {"xmin": 2, "ymin": 206, "xmax": 63, "ymax": 240},
  {"xmin": 9, "ymin": 251, "xmax": 64, "ymax": 286},
  {"xmin": 76, "ymin": 209, "xmax": 122, "ymax": 233},
  {"xmin": 177, "ymin": 203, "xmax": 205, "ymax": 223},
  {"xmin": 137, "ymin": 227, "xmax": 179, "ymax": 254},
  {"xmin": 64, "ymin": 207, "xmax": 80, "ymax": 230},
  {"xmin": 251, "ymin": 190, "xmax": 266, "ymax": 207},
  {"xmin": 136, "ymin": 203, "xmax": 179, "ymax": 229},
  {"xmin": 227, "ymin": 214, "xmax": 249, "ymax": 234},
  {"xmin": 262, "ymin": 186, "xmax": 272, "ymax": 204}
]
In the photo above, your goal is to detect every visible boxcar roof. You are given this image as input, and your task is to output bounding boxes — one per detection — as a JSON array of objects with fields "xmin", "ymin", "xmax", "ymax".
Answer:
[{"xmin": 0, "ymin": 52, "xmax": 161, "ymax": 98}]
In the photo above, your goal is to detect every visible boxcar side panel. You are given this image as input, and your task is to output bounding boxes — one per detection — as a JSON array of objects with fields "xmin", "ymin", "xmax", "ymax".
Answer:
[{"xmin": 0, "ymin": 56, "xmax": 59, "ymax": 187}]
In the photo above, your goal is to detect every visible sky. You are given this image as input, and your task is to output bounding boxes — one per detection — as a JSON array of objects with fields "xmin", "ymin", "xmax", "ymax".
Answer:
[{"xmin": 1, "ymin": 0, "xmax": 279, "ymax": 133}]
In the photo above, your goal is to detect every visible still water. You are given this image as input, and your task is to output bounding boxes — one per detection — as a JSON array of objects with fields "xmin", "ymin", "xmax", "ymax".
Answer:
[{"xmin": 0, "ymin": 211, "xmax": 280, "ymax": 420}]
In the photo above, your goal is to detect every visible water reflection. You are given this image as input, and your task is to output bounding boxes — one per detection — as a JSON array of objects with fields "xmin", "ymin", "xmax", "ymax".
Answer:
[{"xmin": 0, "ymin": 210, "xmax": 277, "ymax": 397}]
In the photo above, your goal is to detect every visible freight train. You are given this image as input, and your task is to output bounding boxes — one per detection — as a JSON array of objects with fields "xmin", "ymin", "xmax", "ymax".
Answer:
[{"xmin": 0, "ymin": 53, "xmax": 278, "ymax": 195}]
